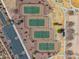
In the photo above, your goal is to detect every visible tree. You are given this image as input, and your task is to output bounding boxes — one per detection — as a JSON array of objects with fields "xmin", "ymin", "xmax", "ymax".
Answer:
[{"xmin": 57, "ymin": 28, "xmax": 64, "ymax": 33}]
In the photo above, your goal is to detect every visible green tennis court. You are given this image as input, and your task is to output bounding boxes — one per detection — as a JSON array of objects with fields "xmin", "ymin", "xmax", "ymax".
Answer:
[
  {"xmin": 34, "ymin": 31, "xmax": 49, "ymax": 38},
  {"xmin": 39, "ymin": 43, "xmax": 54, "ymax": 50},
  {"xmin": 29, "ymin": 19, "xmax": 45, "ymax": 26},
  {"xmin": 24, "ymin": 6, "xmax": 40, "ymax": 14}
]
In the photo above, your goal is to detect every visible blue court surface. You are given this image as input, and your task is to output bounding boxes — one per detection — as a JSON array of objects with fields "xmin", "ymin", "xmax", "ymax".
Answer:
[
  {"xmin": 2, "ymin": 24, "xmax": 28, "ymax": 59},
  {"xmin": 0, "ymin": 11, "xmax": 7, "ymax": 25},
  {"xmin": 0, "ymin": 11, "xmax": 28, "ymax": 59}
]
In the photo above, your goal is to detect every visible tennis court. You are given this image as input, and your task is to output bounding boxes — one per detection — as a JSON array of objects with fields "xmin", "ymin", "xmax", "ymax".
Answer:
[
  {"xmin": 39, "ymin": 43, "xmax": 54, "ymax": 50},
  {"xmin": 24, "ymin": 6, "xmax": 40, "ymax": 14},
  {"xmin": 34, "ymin": 31, "xmax": 50, "ymax": 38},
  {"xmin": 29, "ymin": 19, "xmax": 45, "ymax": 26}
]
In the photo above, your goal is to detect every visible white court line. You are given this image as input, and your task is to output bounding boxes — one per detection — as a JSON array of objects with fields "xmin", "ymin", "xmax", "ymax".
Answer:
[{"xmin": 1, "ymin": 0, "xmax": 31, "ymax": 59}]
